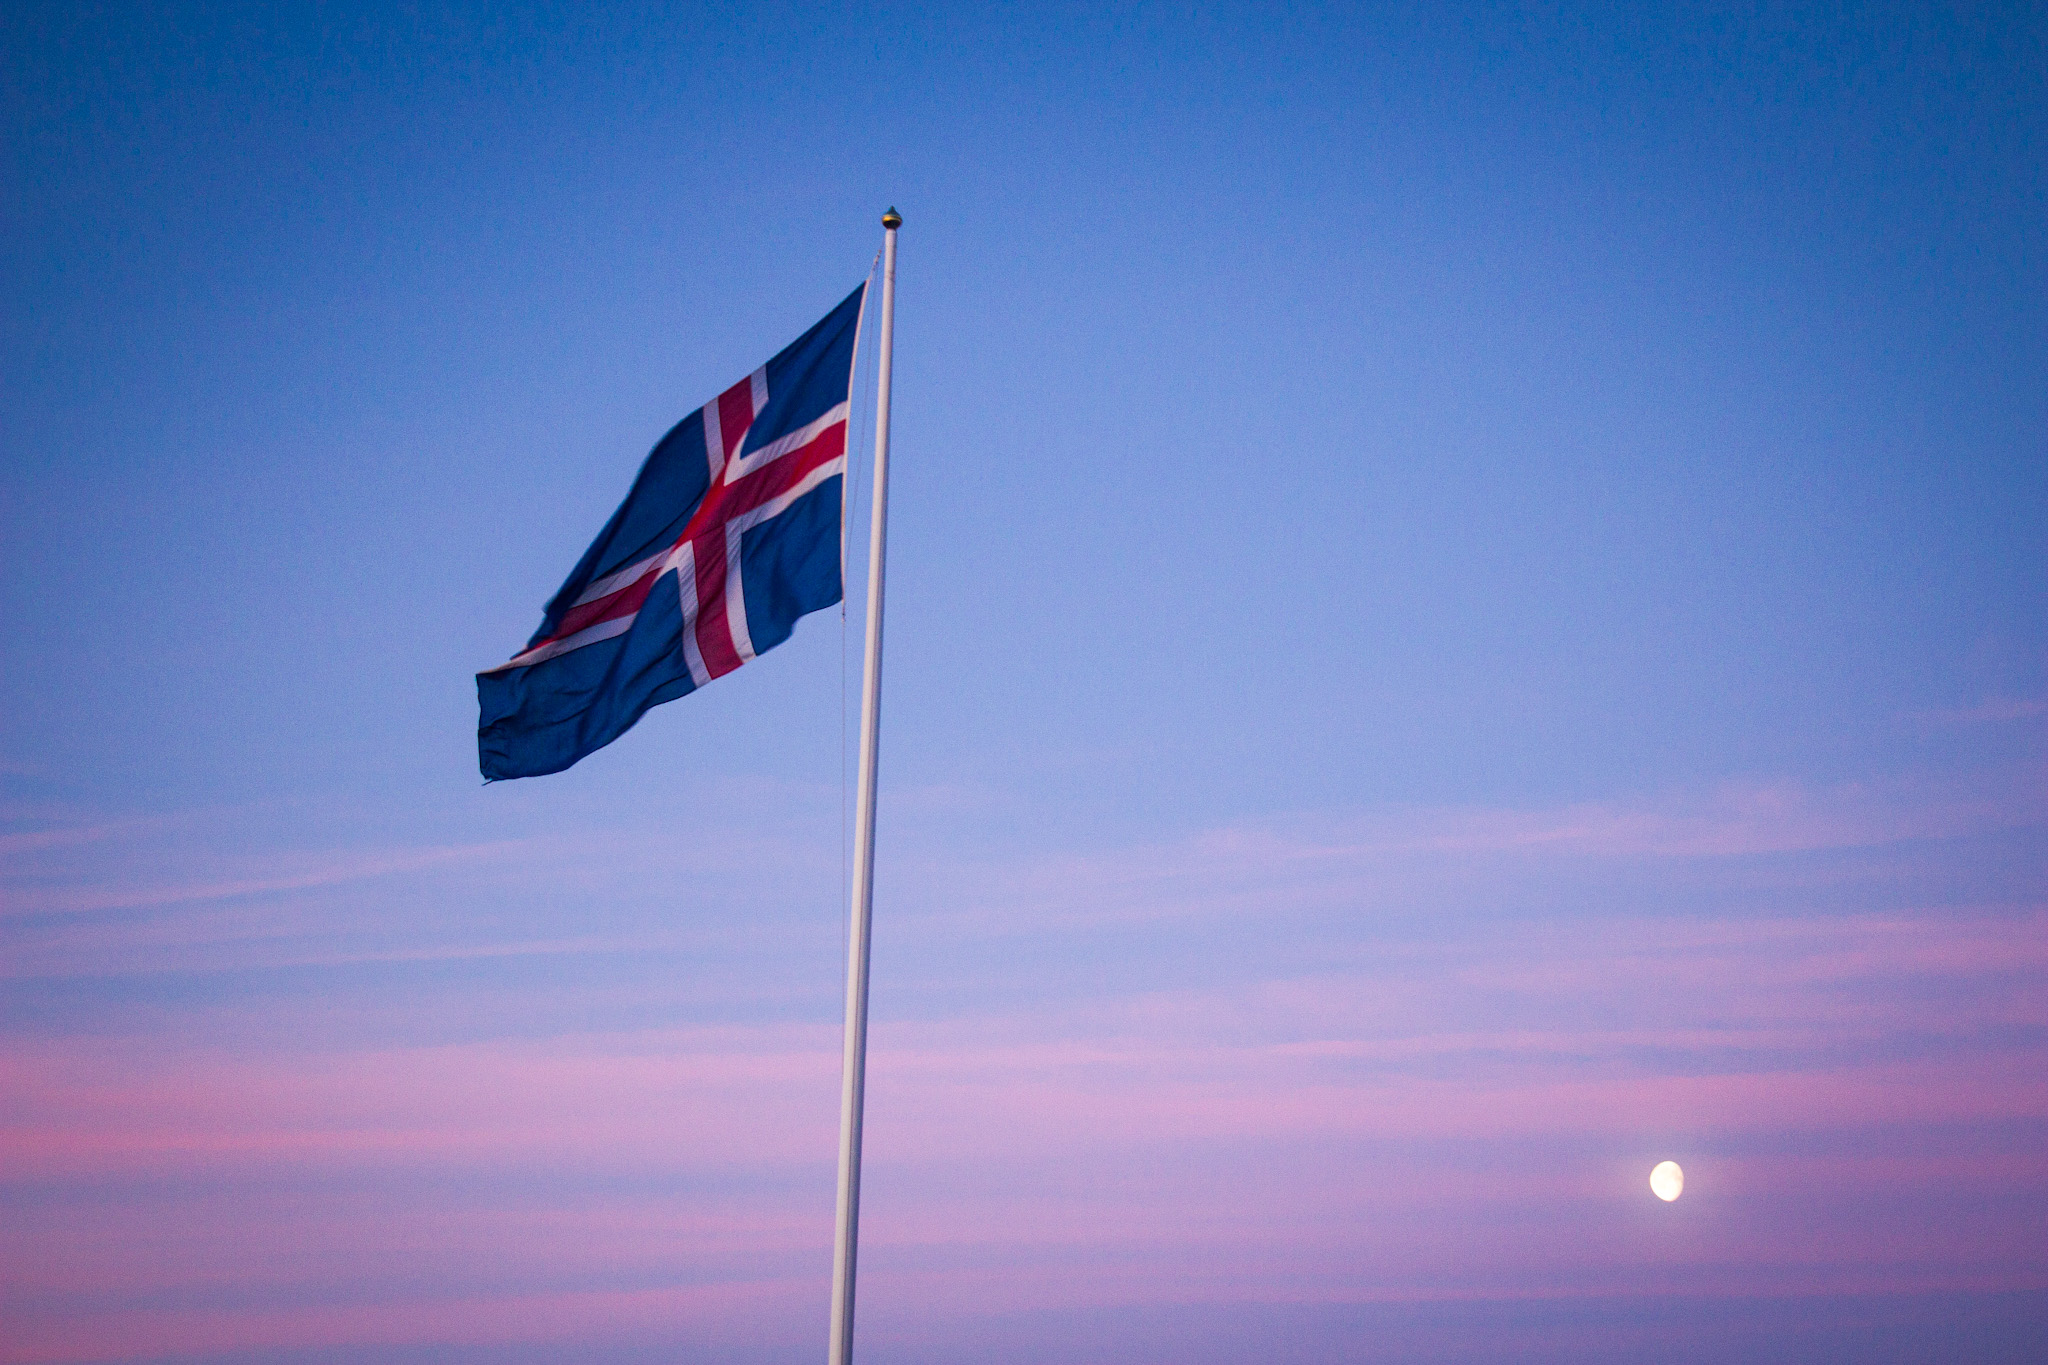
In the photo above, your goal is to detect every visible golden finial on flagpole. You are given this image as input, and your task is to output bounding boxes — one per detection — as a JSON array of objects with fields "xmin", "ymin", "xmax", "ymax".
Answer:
[{"xmin": 881, "ymin": 207, "xmax": 901, "ymax": 229}]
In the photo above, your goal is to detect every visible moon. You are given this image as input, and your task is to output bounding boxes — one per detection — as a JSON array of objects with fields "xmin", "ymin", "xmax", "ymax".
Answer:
[{"xmin": 1650, "ymin": 1160, "xmax": 1684, "ymax": 1201}]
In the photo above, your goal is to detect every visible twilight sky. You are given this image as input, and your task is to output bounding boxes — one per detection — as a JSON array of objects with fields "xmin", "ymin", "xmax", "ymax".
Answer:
[{"xmin": 3, "ymin": 2, "xmax": 2045, "ymax": 1362}]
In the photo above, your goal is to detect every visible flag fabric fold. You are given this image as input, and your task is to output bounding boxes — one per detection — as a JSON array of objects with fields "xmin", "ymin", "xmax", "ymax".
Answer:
[{"xmin": 478, "ymin": 283, "xmax": 865, "ymax": 780}]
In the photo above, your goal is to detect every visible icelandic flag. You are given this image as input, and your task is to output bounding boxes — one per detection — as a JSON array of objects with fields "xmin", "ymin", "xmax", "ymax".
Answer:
[{"xmin": 478, "ymin": 284, "xmax": 866, "ymax": 780}]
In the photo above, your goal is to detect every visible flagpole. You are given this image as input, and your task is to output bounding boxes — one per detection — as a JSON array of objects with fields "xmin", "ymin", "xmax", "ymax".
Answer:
[{"xmin": 829, "ymin": 206, "xmax": 899, "ymax": 1365}]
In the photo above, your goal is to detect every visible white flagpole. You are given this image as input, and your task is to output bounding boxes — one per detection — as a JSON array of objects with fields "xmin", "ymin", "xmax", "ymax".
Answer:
[{"xmin": 829, "ymin": 205, "xmax": 899, "ymax": 1365}]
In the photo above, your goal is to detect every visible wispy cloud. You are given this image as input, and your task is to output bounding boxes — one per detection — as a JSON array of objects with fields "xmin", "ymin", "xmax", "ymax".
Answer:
[
  {"xmin": 1909, "ymin": 696, "xmax": 2048, "ymax": 725},
  {"xmin": 0, "ymin": 797, "xmax": 843, "ymax": 978},
  {"xmin": 1, "ymin": 1276, "xmax": 816, "ymax": 1365},
  {"xmin": 1, "ymin": 842, "xmax": 520, "ymax": 917},
  {"xmin": 893, "ymin": 772, "xmax": 2047, "ymax": 934},
  {"xmin": 3, "ymin": 773, "xmax": 2043, "ymax": 1360},
  {"xmin": 7, "ymin": 768, "xmax": 2044, "ymax": 992},
  {"xmin": 0, "ymin": 810, "xmax": 203, "ymax": 860},
  {"xmin": 5, "ymin": 901, "xmax": 2043, "ymax": 1362}
]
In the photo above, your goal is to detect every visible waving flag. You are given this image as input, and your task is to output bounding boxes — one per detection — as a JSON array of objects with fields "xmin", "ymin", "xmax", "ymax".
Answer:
[{"xmin": 478, "ymin": 284, "xmax": 866, "ymax": 780}]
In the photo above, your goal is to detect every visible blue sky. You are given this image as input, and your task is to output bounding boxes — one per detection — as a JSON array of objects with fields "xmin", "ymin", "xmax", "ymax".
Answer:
[{"xmin": 3, "ymin": 2, "xmax": 2044, "ymax": 1362}]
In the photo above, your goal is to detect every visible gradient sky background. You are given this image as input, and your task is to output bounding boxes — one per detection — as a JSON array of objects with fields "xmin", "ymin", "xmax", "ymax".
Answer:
[{"xmin": 3, "ymin": 1, "xmax": 2045, "ymax": 1361}]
